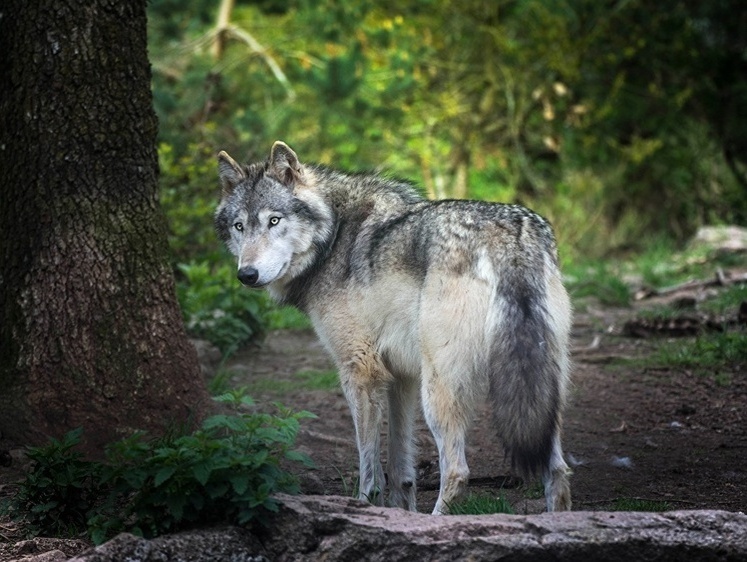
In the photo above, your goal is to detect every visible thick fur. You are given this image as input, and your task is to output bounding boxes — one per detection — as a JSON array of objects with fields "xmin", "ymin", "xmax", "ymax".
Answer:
[{"xmin": 215, "ymin": 141, "xmax": 572, "ymax": 513}]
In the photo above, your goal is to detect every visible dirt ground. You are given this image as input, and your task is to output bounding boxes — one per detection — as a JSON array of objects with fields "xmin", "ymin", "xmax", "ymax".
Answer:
[
  {"xmin": 0, "ymin": 291, "xmax": 745, "ymax": 560},
  {"xmin": 229, "ymin": 298, "xmax": 746, "ymax": 515}
]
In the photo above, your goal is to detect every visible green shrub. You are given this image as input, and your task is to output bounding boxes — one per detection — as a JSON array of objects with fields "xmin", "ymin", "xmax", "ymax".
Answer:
[
  {"xmin": 13, "ymin": 428, "xmax": 102, "ymax": 538},
  {"xmin": 176, "ymin": 261, "xmax": 267, "ymax": 355},
  {"xmin": 10, "ymin": 394, "xmax": 314, "ymax": 544},
  {"xmin": 176, "ymin": 260, "xmax": 313, "ymax": 355}
]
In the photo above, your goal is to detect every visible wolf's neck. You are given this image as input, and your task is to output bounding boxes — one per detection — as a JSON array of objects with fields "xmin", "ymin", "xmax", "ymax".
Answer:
[{"xmin": 306, "ymin": 165, "xmax": 423, "ymax": 212}]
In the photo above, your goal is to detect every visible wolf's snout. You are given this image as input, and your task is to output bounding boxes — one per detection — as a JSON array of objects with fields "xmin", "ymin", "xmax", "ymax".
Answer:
[{"xmin": 237, "ymin": 266, "xmax": 260, "ymax": 286}]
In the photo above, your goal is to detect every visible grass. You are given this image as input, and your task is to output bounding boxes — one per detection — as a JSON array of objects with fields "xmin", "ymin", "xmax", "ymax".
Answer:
[
  {"xmin": 446, "ymin": 492, "xmax": 514, "ymax": 515},
  {"xmin": 243, "ymin": 369, "xmax": 340, "ymax": 395},
  {"xmin": 649, "ymin": 332, "xmax": 745, "ymax": 383},
  {"xmin": 699, "ymin": 284, "xmax": 747, "ymax": 315},
  {"xmin": 565, "ymin": 238, "xmax": 747, "ymax": 309},
  {"xmin": 565, "ymin": 262, "xmax": 631, "ymax": 307}
]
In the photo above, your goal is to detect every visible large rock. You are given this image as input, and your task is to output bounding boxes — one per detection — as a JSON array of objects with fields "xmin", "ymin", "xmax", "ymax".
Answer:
[
  {"xmin": 689, "ymin": 225, "xmax": 747, "ymax": 253},
  {"xmin": 69, "ymin": 495, "xmax": 747, "ymax": 561}
]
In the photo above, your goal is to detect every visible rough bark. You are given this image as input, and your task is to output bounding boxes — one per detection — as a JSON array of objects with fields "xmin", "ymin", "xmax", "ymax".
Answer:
[{"xmin": 0, "ymin": 0, "xmax": 209, "ymax": 453}]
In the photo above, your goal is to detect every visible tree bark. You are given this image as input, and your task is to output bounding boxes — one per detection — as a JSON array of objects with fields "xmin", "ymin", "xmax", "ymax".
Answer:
[{"xmin": 0, "ymin": 0, "xmax": 209, "ymax": 453}]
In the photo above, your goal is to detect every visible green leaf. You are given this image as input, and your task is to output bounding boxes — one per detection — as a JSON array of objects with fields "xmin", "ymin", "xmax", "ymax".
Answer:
[
  {"xmin": 154, "ymin": 466, "xmax": 177, "ymax": 487},
  {"xmin": 192, "ymin": 462, "xmax": 212, "ymax": 486},
  {"xmin": 229, "ymin": 474, "xmax": 250, "ymax": 495}
]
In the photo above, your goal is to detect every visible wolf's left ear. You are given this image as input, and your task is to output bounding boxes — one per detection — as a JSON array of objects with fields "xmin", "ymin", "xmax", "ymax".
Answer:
[
  {"xmin": 269, "ymin": 141, "xmax": 302, "ymax": 187},
  {"xmin": 217, "ymin": 151, "xmax": 245, "ymax": 195}
]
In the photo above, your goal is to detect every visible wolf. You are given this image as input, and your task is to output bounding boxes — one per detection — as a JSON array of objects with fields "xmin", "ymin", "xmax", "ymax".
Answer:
[{"xmin": 215, "ymin": 141, "xmax": 572, "ymax": 514}]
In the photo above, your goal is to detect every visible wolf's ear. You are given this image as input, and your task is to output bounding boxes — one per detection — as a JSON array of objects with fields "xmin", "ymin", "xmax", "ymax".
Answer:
[
  {"xmin": 217, "ymin": 151, "xmax": 245, "ymax": 194},
  {"xmin": 268, "ymin": 141, "xmax": 302, "ymax": 187}
]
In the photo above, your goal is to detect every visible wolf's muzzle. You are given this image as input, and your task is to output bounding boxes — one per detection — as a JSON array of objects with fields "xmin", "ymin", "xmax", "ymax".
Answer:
[{"xmin": 237, "ymin": 266, "xmax": 260, "ymax": 287}]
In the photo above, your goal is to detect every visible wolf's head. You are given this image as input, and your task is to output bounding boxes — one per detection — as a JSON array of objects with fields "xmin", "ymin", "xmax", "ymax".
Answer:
[{"xmin": 214, "ymin": 141, "xmax": 335, "ymax": 297}]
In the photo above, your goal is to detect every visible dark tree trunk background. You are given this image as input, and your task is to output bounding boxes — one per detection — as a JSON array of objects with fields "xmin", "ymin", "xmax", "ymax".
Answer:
[{"xmin": 0, "ymin": 0, "xmax": 209, "ymax": 453}]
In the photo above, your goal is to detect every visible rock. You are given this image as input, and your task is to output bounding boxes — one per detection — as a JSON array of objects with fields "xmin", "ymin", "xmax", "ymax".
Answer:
[
  {"xmin": 68, "ymin": 494, "xmax": 747, "ymax": 562},
  {"xmin": 689, "ymin": 225, "xmax": 747, "ymax": 253},
  {"xmin": 16, "ymin": 549, "xmax": 69, "ymax": 562},
  {"xmin": 68, "ymin": 527, "xmax": 266, "ymax": 562},
  {"xmin": 6, "ymin": 538, "xmax": 91, "ymax": 562}
]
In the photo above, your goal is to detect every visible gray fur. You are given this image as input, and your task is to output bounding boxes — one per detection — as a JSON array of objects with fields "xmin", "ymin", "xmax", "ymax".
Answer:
[{"xmin": 215, "ymin": 141, "xmax": 572, "ymax": 513}]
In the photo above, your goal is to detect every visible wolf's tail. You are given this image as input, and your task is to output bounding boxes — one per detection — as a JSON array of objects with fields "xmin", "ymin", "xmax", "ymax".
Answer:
[{"xmin": 487, "ymin": 257, "xmax": 570, "ymax": 478}]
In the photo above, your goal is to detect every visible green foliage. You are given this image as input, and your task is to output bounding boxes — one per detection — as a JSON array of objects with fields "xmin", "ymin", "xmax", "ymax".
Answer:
[
  {"xmin": 11, "ymin": 395, "xmax": 315, "ymax": 544},
  {"xmin": 446, "ymin": 492, "xmax": 514, "ymax": 515},
  {"xmin": 263, "ymin": 305, "xmax": 312, "ymax": 331},
  {"xmin": 13, "ymin": 429, "xmax": 101, "ymax": 538},
  {"xmin": 90, "ymin": 394, "xmax": 315, "ymax": 542},
  {"xmin": 176, "ymin": 261, "xmax": 267, "ymax": 355},
  {"xmin": 651, "ymin": 332, "xmax": 746, "ymax": 381},
  {"xmin": 700, "ymin": 285, "xmax": 747, "ymax": 316},
  {"xmin": 175, "ymin": 260, "xmax": 312, "ymax": 354},
  {"xmin": 159, "ymin": 142, "xmax": 224, "ymax": 265},
  {"xmin": 146, "ymin": 0, "xmax": 747, "ymax": 340},
  {"xmin": 565, "ymin": 262, "xmax": 631, "ymax": 307}
]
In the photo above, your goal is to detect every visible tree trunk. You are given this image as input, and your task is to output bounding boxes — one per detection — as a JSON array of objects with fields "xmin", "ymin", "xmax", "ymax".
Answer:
[{"xmin": 0, "ymin": 0, "xmax": 209, "ymax": 454}]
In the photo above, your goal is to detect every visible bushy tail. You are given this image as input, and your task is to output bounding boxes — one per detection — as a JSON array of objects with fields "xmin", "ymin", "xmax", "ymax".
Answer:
[{"xmin": 487, "ymin": 263, "xmax": 569, "ymax": 478}]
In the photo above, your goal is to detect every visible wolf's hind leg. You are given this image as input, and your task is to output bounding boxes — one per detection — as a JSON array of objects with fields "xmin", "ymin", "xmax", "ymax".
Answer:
[
  {"xmin": 421, "ymin": 363, "xmax": 474, "ymax": 515},
  {"xmin": 543, "ymin": 431, "xmax": 572, "ymax": 511},
  {"xmin": 386, "ymin": 374, "xmax": 419, "ymax": 511}
]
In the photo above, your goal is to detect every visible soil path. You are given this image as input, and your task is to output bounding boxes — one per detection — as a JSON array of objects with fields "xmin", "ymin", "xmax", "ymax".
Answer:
[{"xmin": 227, "ymin": 302, "xmax": 747, "ymax": 514}]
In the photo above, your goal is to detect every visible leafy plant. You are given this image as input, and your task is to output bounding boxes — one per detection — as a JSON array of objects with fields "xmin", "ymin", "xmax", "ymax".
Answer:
[
  {"xmin": 176, "ymin": 261, "xmax": 267, "ymax": 355},
  {"xmin": 12, "ymin": 428, "xmax": 101, "ymax": 538},
  {"xmin": 11, "ymin": 394, "xmax": 315, "ymax": 544},
  {"xmin": 90, "ymin": 394, "xmax": 314, "ymax": 542}
]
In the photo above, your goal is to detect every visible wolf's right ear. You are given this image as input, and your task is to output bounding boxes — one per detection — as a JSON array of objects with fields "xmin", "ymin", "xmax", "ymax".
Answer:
[{"xmin": 217, "ymin": 151, "xmax": 245, "ymax": 195}]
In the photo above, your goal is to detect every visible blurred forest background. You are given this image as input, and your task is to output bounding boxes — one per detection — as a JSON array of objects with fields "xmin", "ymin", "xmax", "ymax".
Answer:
[{"xmin": 149, "ymin": 0, "xmax": 747, "ymax": 353}]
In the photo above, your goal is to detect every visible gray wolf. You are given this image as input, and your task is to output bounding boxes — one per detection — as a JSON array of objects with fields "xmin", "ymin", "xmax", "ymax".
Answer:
[{"xmin": 215, "ymin": 141, "xmax": 572, "ymax": 514}]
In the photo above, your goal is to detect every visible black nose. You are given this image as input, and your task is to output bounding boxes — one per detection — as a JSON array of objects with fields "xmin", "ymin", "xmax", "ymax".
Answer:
[{"xmin": 237, "ymin": 266, "xmax": 260, "ymax": 286}]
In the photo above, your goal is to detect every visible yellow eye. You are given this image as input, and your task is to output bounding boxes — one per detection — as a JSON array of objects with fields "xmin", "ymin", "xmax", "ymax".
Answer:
[{"xmin": 269, "ymin": 217, "xmax": 281, "ymax": 227}]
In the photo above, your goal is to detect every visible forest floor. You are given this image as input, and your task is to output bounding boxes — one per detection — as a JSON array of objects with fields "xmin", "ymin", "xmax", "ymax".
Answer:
[
  {"xmin": 227, "ymin": 292, "xmax": 747, "ymax": 516},
  {"xmin": 1, "ymin": 280, "xmax": 745, "ymax": 560}
]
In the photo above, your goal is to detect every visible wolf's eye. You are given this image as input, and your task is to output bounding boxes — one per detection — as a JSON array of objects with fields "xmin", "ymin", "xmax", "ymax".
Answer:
[
  {"xmin": 268, "ymin": 217, "xmax": 281, "ymax": 227},
  {"xmin": 233, "ymin": 222, "xmax": 244, "ymax": 232}
]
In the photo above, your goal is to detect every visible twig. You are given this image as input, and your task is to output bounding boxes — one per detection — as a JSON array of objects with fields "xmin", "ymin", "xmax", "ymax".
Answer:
[{"xmin": 573, "ymin": 335, "xmax": 601, "ymax": 353}]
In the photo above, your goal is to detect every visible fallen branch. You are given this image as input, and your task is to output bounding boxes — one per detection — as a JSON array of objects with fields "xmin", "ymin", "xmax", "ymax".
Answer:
[
  {"xmin": 299, "ymin": 429, "xmax": 354, "ymax": 447},
  {"xmin": 636, "ymin": 269, "xmax": 747, "ymax": 300}
]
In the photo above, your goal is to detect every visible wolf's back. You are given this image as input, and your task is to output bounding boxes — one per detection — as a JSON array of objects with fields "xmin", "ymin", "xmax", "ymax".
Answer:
[{"xmin": 487, "ymin": 237, "xmax": 570, "ymax": 478}]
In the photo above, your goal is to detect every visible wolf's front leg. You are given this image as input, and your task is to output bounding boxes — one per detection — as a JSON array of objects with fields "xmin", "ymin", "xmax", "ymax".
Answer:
[
  {"xmin": 340, "ymin": 366, "xmax": 388, "ymax": 506},
  {"xmin": 386, "ymin": 375, "xmax": 419, "ymax": 511}
]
